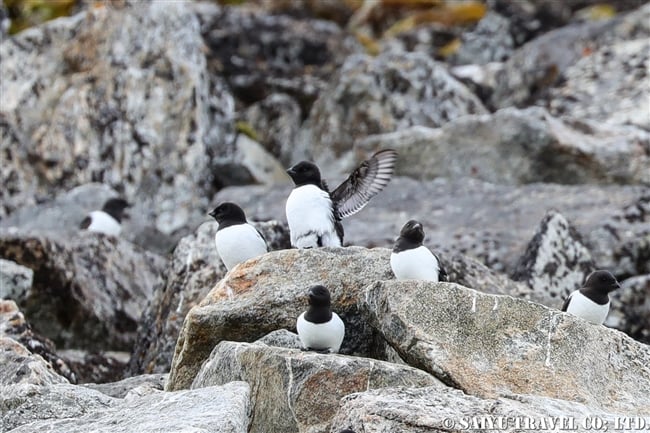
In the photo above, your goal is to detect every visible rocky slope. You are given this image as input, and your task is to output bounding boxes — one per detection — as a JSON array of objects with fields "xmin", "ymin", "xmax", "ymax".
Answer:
[{"xmin": 1, "ymin": 0, "xmax": 649, "ymax": 431}]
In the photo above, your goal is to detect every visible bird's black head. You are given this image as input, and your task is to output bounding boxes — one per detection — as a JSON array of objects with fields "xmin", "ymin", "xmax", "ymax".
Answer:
[
  {"xmin": 287, "ymin": 161, "xmax": 321, "ymax": 187},
  {"xmin": 584, "ymin": 270, "xmax": 620, "ymax": 293},
  {"xmin": 399, "ymin": 219, "xmax": 425, "ymax": 244},
  {"xmin": 208, "ymin": 202, "xmax": 247, "ymax": 225},
  {"xmin": 307, "ymin": 285, "xmax": 331, "ymax": 307},
  {"xmin": 102, "ymin": 198, "xmax": 130, "ymax": 222}
]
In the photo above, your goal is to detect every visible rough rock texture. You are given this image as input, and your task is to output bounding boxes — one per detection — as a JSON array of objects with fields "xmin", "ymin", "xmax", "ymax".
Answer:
[
  {"xmin": 0, "ymin": 230, "xmax": 166, "ymax": 351},
  {"xmin": 215, "ymin": 178, "xmax": 649, "ymax": 274},
  {"xmin": 451, "ymin": 12, "xmax": 515, "ymax": 65},
  {"xmin": 192, "ymin": 341, "xmax": 441, "ymax": 433},
  {"xmin": 548, "ymin": 38, "xmax": 650, "ymax": 130},
  {"xmin": 82, "ymin": 373, "xmax": 167, "ymax": 399},
  {"xmin": 201, "ymin": 3, "xmax": 360, "ymax": 111},
  {"xmin": 254, "ymin": 329, "xmax": 302, "ymax": 350},
  {"xmin": 588, "ymin": 191, "xmax": 650, "ymax": 278},
  {"xmin": 512, "ymin": 210, "xmax": 595, "ymax": 303},
  {"xmin": 488, "ymin": 3, "xmax": 650, "ymax": 110},
  {"xmin": 0, "ymin": 258, "xmax": 33, "ymax": 302},
  {"xmin": 331, "ymin": 386, "xmax": 625, "ymax": 433},
  {"xmin": 2, "ymin": 381, "xmax": 251, "ymax": 433},
  {"xmin": 308, "ymin": 52, "xmax": 488, "ymax": 177},
  {"xmin": 0, "ymin": 2, "xmax": 237, "ymax": 234},
  {"xmin": 167, "ymin": 247, "xmax": 394, "ymax": 391},
  {"xmin": 606, "ymin": 274, "xmax": 650, "ymax": 345},
  {"xmin": 242, "ymin": 93, "xmax": 305, "ymax": 166},
  {"xmin": 357, "ymin": 107, "xmax": 650, "ymax": 185},
  {"xmin": 58, "ymin": 350, "xmax": 129, "ymax": 385},
  {"xmin": 0, "ymin": 337, "xmax": 68, "ymax": 387},
  {"xmin": 0, "ymin": 299, "xmax": 76, "ymax": 383},
  {"xmin": 128, "ymin": 220, "xmax": 290, "ymax": 376},
  {"xmin": 363, "ymin": 280, "xmax": 650, "ymax": 414}
]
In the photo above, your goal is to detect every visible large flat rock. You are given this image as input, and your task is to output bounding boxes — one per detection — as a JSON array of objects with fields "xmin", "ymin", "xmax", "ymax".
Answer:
[{"xmin": 363, "ymin": 280, "xmax": 650, "ymax": 414}]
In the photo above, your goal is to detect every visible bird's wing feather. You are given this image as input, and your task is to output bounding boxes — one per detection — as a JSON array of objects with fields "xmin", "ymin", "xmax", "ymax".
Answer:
[
  {"xmin": 79, "ymin": 216, "xmax": 91, "ymax": 230},
  {"xmin": 254, "ymin": 226, "xmax": 269, "ymax": 251},
  {"xmin": 331, "ymin": 149, "xmax": 398, "ymax": 218}
]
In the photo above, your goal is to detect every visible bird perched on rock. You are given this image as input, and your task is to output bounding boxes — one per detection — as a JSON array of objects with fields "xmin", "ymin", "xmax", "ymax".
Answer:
[
  {"xmin": 296, "ymin": 285, "xmax": 345, "ymax": 353},
  {"xmin": 285, "ymin": 149, "xmax": 398, "ymax": 248},
  {"xmin": 391, "ymin": 220, "xmax": 448, "ymax": 282},
  {"xmin": 561, "ymin": 270, "xmax": 620, "ymax": 324},
  {"xmin": 209, "ymin": 202, "xmax": 268, "ymax": 271},
  {"xmin": 80, "ymin": 197, "xmax": 130, "ymax": 236}
]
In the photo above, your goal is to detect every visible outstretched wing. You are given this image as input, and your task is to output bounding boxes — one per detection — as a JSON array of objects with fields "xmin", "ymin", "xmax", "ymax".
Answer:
[{"xmin": 331, "ymin": 149, "xmax": 398, "ymax": 219}]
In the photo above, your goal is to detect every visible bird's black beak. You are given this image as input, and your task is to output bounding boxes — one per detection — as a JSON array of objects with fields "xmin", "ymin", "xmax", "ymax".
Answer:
[
  {"xmin": 611, "ymin": 282, "xmax": 621, "ymax": 292},
  {"xmin": 286, "ymin": 167, "xmax": 296, "ymax": 176},
  {"xmin": 208, "ymin": 210, "xmax": 216, "ymax": 218}
]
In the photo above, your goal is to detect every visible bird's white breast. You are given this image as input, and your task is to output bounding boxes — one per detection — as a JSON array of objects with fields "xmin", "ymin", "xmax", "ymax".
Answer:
[
  {"xmin": 565, "ymin": 291, "xmax": 610, "ymax": 324},
  {"xmin": 215, "ymin": 224, "xmax": 268, "ymax": 271},
  {"xmin": 391, "ymin": 246, "xmax": 442, "ymax": 281},
  {"xmin": 86, "ymin": 211, "xmax": 122, "ymax": 236},
  {"xmin": 286, "ymin": 185, "xmax": 340, "ymax": 248},
  {"xmin": 296, "ymin": 312, "xmax": 345, "ymax": 353}
]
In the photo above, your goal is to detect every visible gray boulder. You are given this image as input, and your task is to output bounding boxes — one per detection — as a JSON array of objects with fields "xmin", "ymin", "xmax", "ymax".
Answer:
[
  {"xmin": 128, "ymin": 220, "xmax": 290, "ymax": 376},
  {"xmin": 0, "ymin": 229, "xmax": 166, "ymax": 351},
  {"xmin": 82, "ymin": 374, "xmax": 167, "ymax": 398},
  {"xmin": 3, "ymin": 381, "xmax": 251, "ymax": 433},
  {"xmin": 512, "ymin": 210, "xmax": 595, "ymax": 304},
  {"xmin": 0, "ymin": 337, "xmax": 68, "ymax": 387},
  {"xmin": 548, "ymin": 38, "xmax": 650, "ymax": 130},
  {"xmin": 1, "ymin": 299, "xmax": 75, "ymax": 383},
  {"xmin": 450, "ymin": 12, "xmax": 515, "ymax": 65},
  {"xmin": 308, "ymin": 51, "xmax": 488, "ymax": 177},
  {"xmin": 363, "ymin": 280, "xmax": 650, "ymax": 414},
  {"xmin": 606, "ymin": 274, "xmax": 650, "ymax": 345},
  {"xmin": 357, "ymin": 107, "xmax": 650, "ymax": 185},
  {"xmin": 0, "ymin": 258, "xmax": 33, "ymax": 302},
  {"xmin": 201, "ymin": 3, "xmax": 361, "ymax": 112},
  {"xmin": 0, "ymin": 2, "xmax": 240, "ymax": 235},
  {"xmin": 167, "ymin": 247, "xmax": 394, "ymax": 390},
  {"xmin": 192, "ymin": 341, "xmax": 441, "ymax": 433},
  {"xmin": 241, "ymin": 93, "xmax": 305, "ymax": 166},
  {"xmin": 331, "ymin": 386, "xmax": 624, "ymax": 433}
]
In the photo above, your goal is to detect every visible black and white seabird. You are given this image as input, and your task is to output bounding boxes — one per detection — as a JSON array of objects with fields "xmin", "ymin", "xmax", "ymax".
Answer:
[
  {"xmin": 209, "ymin": 202, "xmax": 268, "ymax": 271},
  {"xmin": 285, "ymin": 149, "xmax": 398, "ymax": 248},
  {"xmin": 561, "ymin": 270, "xmax": 620, "ymax": 324},
  {"xmin": 80, "ymin": 197, "xmax": 130, "ymax": 236},
  {"xmin": 296, "ymin": 285, "xmax": 345, "ymax": 353},
  {"xmin": 391, "ymin": 220, "xmax": 448, "ymax": 282}
]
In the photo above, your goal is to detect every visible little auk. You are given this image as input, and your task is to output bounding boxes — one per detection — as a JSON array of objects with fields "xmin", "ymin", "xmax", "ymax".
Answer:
[
  {"xmin": 296, "ymin": 285, "xmax": 345, "ymax": 353},
  {"xmin": 391, "ymin": 219, "xmax": 448, "ymax": 282},
  {"xmin": 561, "ymin": 270, "xmax": 620, "ymax": 324},
  {"xmin": 209, "ymin": 202, "xmax": 268, "ymax": 271},
  {"xmin": 286, "ymin": 149, "xmax": 397, "ymax": 248}
]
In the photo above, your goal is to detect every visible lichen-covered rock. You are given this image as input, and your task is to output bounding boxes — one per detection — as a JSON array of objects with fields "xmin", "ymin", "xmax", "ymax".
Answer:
[
  {"xmin": 254, "ymin": 329, "xmax": 302, "ymax": 350},
  {"xmin": 201, "ymin": 3, "xmax": 360, "ymax": 112},
  {"xmin": 0, "ymin": 229, "xmax": 166, "ymax": 351},
  {"xmin": 0, "ymin": 337, "xmax": 68, "ymax": 387},
  {"xmin": 363, "ymin": 280, "xmax": 650, "ymax": 414},
  {"xmin": 82, "ymin": 374, "xmax": 167, "ymax": 399},
  {"xmin": 308, "ymin": 52, "xmax": 488, "ymax": 177},
  {"xmin": 0, "ymin": 2, "xmax": 237, "ymax": 234},
  {"xmin": 0, "ymin": 299, "xmax": 76, "ymax": 383},
  {"xmin": 606, "ymin": 274, "xmax": 650, "ymax": 345},
  {"xmin": 2, "ymin": 381, "xmax": 251, "ymax": 433},
  {"xmin": 357, "ymin": 107, "xmax": 650, "ymax": 185},
  {"xmin": 192, "ymin": 341, "xmax": 442, "ymax": 433},
  {"xmin": 57, "ymin": 349, "xmax": 129, "ymax": 385},
  {"xmin": 0, "ymin": 258, "xmax": 33, "ymax": 302},
  {"xmin": 128, "ymin": 220, "xmax": 290, "ymax": 376},
  {"xmin": 242, "ymin": 93, "xmax": 305, "ymax": 166},
  {"xmin": 167, "ymin": 247, "xmax": 394, "ymax": 390},
  {"xmin": 512, "ymin": 210, "xmax": 596, "ymax": 303},
  {"xmin": 450, "ymin": 12, "xmax": 515, "ymax": 65},
  {"xmin": 548, "ymin": 38, "xmax": 650, "ymax": 130},
  {"xmin": 331, "ymin": 386, "xmax": 626, "ymax": 433}
]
